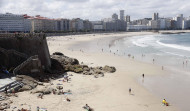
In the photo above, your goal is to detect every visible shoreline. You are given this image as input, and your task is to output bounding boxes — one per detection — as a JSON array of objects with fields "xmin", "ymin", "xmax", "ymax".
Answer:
[
  {"xmin": 4, "ymin": 32, "xmax": 179, "ymax": 111},
  {"xmin": 48, "ymin": 32, "xmax": 178, "ymax": 111}
]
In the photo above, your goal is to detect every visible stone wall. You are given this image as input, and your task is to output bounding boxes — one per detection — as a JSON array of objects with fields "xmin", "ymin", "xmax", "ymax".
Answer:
[{"xmin": 0, "ymin": 34, "xmax": 51, "ymax": 70}]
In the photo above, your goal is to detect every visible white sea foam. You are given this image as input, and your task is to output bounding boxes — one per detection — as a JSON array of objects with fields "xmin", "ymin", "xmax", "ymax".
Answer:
[
  {"xmin": 157, "ymin": 40, "xmax": 190, "ymax": 52},
  {"xmin": 131, "ymin": 35, "xmax": 157, "ymax": 47},
  {"xmin": 162, "ymin": 51, "xmax": 189, "ymax": 58},
  {"xmin": 132, "ymin": 41, "xmax": 147, "ymax": 47}
]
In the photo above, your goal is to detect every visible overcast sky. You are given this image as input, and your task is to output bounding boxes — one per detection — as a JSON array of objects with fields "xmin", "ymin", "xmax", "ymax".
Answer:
[{"xmin": 0, "ymin": 0, "xmax": 190, "ymax": 20}]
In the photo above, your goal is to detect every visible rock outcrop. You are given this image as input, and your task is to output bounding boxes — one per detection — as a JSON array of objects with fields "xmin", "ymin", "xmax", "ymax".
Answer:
[
  {"xmin": 16, "ymin": 75, "xmax": 38, "ymax": 92},
  {"xmin": 51, "ymin": 52, "xmax": 116, "ymax": 76}
]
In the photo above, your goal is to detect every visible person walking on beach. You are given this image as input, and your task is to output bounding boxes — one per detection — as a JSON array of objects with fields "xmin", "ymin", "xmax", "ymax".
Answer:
[
  {"xmin": 129, "ymin": 88, "xmax": 131, "ymax": 94},
  {"xmin": 142, "ymin": 74, "xmax": 144, "ymax": 78}
]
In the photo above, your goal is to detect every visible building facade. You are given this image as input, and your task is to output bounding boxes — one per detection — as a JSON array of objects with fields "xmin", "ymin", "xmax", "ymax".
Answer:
[
  {"xmin": 120, "ymin": 10, "xmax": 125, "ymax": 21},
  {"xmin": 0, "ymin": 13, "xmax": 31, "ymax": 32},
  {"xmin": 112, "ymin": 13, "xmax": 118, "ymax": 20},
  {"xmin": 70, "ymin": 18, "xmax": 84, "ymax": 31},
  {"xmin": 55, "ymin": 19, "xmax": 70, "ymax": 32},
  {"xmin": 152, "ymin": 13, "xmax": 159, "ymax": 20},
  {"xmin": 125, "ymin": 15, "xmax": 130, "ymax": 22},
  {"xmin": 30, "ymin": 15, "xmax": 56, "ymax": 32},
  {"xmin": 91, "ymin": 21, "xmax": 103, "ymax": 31}
]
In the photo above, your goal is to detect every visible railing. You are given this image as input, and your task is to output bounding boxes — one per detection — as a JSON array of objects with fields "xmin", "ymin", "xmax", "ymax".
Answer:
[
  {"xmin": 0, "ymin": 47, "xmax": 28, "ymax": 59},
  {"xmin": 0, "ymin": 81, "xmax": 24, "ymax": 93},
  {"xmin": 13, "ymin": 55, "xmax": 38, "ymax": 75}
]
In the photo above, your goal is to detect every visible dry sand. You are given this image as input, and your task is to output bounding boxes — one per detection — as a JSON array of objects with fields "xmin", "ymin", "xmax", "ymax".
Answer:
[{"xmin": 8, "ymin": 32, "xmax": 178, "ymax": 111}]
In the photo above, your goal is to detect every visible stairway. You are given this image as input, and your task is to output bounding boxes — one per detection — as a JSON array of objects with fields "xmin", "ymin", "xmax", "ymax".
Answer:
[
  {"xmin": 0, "ymin": 47, "xmax": 28, "ymax": 59},
  {"xmin": 13, "ymin": 55, "xmax": 38, "ymax": 75},
  {"xmin": 0, "ymin": 81, "xmax": 24, "ymax": 93}
]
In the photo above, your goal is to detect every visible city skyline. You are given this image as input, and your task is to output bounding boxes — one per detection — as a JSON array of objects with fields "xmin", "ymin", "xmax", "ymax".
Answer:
[{"xmin": 0, "ymin": 0, "xmax": 190, "ymax": 21}]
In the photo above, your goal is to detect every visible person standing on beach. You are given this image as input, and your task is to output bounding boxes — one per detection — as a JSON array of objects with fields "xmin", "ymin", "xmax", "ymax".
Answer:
[
  {"xmin": 129, "ymin": 88, "xmax": 131, "ymax": 94},
  {"xmin": 142, "ymin": 74, "xmax": 144, "ymax": 78},
  {"xmin": 5, "ymin": 87, "xmax": 8, "ymax": 94}
]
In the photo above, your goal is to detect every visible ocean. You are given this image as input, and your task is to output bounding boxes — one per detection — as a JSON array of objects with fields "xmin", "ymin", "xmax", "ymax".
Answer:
[
  {"xmin": 111, "ymin": 33, "xmax": 190, "ymax": 71},
  {"xmin": 109, "ymin": 33, "xmax": 190, "ymax": 111}
]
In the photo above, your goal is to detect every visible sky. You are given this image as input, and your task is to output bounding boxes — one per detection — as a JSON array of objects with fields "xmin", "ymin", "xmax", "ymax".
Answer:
[{"xmin": 0, "ymin": 0, "xmax": 190, "ymax": 21}]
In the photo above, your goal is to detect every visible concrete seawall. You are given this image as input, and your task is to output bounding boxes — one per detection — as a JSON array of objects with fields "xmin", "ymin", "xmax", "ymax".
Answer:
[{"xmin": 0, "ymin": 34, "xmax": 51, "ymax": 70}]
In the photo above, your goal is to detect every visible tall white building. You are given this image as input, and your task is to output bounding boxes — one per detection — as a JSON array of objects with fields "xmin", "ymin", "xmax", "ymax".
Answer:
[
  {"xmin": 149, "ymin": 20, "xmax": 160, "ymax": 29},
  {"xmin": 0, "ymin": 13, "xmax": 31, "ymax": 32},
  {"xmin": 70, "ymin": 18, "xmax": 84, "ymax": 31},
  {"xmin": 159, "ymin": 18, "xmax": 166, "ymax": 29},
  {"xmin": 152, "ymin": 13, "xmax": 159, "ymax": 20},
  {"xmin": 120, "ymin": 10, "xmax": 125, "ymax": 21},
  {"xmin": 55, "ymin": 19, "xmax": 70, "ymax": 32},
  {"xmin": 174, "ymin": 14, "xmax": 183, "ymax": 29},
  {"xmin": 125, "ymin": 15, "xmax": 130, "ymax": 22}
]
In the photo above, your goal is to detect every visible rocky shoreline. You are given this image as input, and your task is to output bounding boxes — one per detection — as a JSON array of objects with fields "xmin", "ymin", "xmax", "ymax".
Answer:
[{"xmin": 0, "ymin": 52, "xmax": 116, "ymax": 110}]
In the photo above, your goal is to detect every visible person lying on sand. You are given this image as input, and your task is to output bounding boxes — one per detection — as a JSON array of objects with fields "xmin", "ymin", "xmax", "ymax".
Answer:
[
  {"xmin": 162, "ymin": 99, "xmax": 169, "ymax": 106},
  {"xmin": 83, "ymin": 104, "xmax": 93, "ymax": 111}
]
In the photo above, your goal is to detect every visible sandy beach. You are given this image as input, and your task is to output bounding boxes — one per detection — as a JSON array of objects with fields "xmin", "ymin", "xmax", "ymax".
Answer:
[{"xmin": 7, "ymin": 32, "xmax": 178, "ymax": 111}]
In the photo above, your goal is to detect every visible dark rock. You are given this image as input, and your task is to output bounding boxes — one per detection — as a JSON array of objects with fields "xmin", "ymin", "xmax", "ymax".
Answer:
[
  {"xmin": 16, "ymin": 75, "xmax": 38, "ymax": 92},
  {"xmin": 93, "ymin": 68, "xmax": 104, "ymax": 74},
  {"xmin": 31, "ymin": 87, "xmax": 52, "ymax": 94},
  {"xmin": 83, "ymin": 71, "xmax": 93, "ymax": 75},
  {"xmin": 53, "ymin": 52, "xmax": 64, "ymax": 56},
  {"xmin": 51, "ymin": 55, "xmax": 79, "ymax": 66},
  {"xmin": 51, "ymin": 58, "xmax": 64, "ymax": 72},
  {"xmin": 65, "ymin": 65, "xmax": 84, "ymax": 73},
  {"xmin": 43, "ymin": 88, "xmax": 52, "ymax": 94},
  {"xmin": 102, "ymin": 65, "xmax": 116, "ymax": 73},
  {"xmin": 56, "ymin": 86, "xmax": 63, "ymax": 90},
  {"xmin": 19, "ymin": 85, "xmax": 32, "ymax": 92}
]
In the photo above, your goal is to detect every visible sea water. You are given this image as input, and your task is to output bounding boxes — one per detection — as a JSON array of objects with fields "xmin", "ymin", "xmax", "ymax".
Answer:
[
  {"xmin": 110, "ymin": 33, "xmax": 190, "ymax": 71},
  {"xmin": 110, "ymin": 33, "xmax": 190, "ymax": 111}
]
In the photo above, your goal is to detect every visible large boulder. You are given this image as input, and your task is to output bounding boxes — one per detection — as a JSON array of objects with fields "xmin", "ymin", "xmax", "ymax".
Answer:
[
  {"xmin": 19, "ymin": 85, "xmax": 32, "ymax": 92},
  {"xmin": 31, "ymin": 86, "xmax": 53, "ymax": 95},
  {"xmin": 51, "ymin": 55, "xmax": 79, "ymax": 66},
  {"xmin": 53, "ymin": 52, "xmax": 64, "ymax": 56},
  {"xmin": 16, "ymin": 75, "xmax": 38, "ymax": 92},
  {"xmin": 51, "ymin": 58, "xmax": 64, "ymax": 72}
]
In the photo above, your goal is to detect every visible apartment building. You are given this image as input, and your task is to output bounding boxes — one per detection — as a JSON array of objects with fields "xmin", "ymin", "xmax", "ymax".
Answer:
[
  {"xmin": 29, "ymin": 15, "xmax": 55, "ymax": 32},
  {"xmin": 0, "ymin": 13, "xmax": 31, "ymax": 32}
]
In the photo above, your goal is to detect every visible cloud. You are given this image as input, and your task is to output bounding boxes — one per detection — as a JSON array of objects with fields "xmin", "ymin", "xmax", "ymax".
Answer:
[
  {"xmin": 0, "ymin": 0, "xmax": 190, "ymax": 20},
  {"xmin": 55, "ymin": 0, "xmax": 89, "ymax": 2}
]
